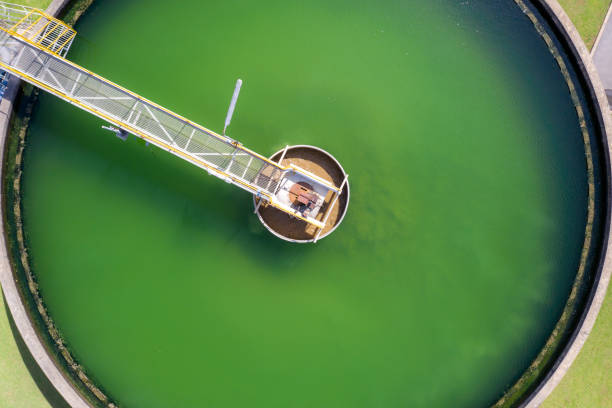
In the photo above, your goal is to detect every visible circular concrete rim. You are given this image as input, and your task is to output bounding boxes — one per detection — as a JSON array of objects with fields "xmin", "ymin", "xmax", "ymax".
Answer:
[
  {"xmin": 0, "ymin": 1, "xmax": 608, "ymax": 408},
  {"xmin": 516, "ymin": 0, "xmax": 612, "ymax": 406},
  {"xmin": 253, "ymin": 145, "xmax": 350, "ymax": 243},
  {"xmin": 0, "ymin": 2, "xmax": 93, "ymax": 407}
]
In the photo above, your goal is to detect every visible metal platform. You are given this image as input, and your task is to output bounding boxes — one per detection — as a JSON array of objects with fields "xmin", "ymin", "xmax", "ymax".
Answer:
[{"xmin": 0, "ymin": 2, "xmax": 344, "ymax": 231}]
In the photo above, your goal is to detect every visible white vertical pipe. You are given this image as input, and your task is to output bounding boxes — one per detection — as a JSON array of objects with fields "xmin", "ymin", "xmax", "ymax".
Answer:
[
  {"xmin": 278, "ymin": 145, "xmax": 289, "ymax": 164},
  {"xmin": 254, "ymin": 198, "xmax": 263, "ymax": 214},
  {"xmin": 223, "ymin": 78, "xmax": 242, "ymax": 136}
]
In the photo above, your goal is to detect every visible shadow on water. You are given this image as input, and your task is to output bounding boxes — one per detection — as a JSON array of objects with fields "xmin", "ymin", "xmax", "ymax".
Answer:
[
  {"xmin": 117, "ymin": 139, "xmax": 316, "ymax": 269},
  {"xmin": 239, "ymin": 214, "xmax": 315, "ymax": 270},
  {"xmin": 27, "ymin": 96, "xmax": 317, "ymax": 277},
  {"xmin": 2, "ymin": 297, "xmax": 71, "ymax": 408}
]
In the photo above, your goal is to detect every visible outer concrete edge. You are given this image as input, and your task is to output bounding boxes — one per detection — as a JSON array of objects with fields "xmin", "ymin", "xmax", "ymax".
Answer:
[
  {"xmin": 0, "ymin": 2, "xmax": 92, "ymax": 408},
  {"xmin": 521, "ymin": 0, "xmax": 612, "ymax": 406},
  {"xmin": 45, "ymin": 0, "xmax": 70, "ymax": 17}
]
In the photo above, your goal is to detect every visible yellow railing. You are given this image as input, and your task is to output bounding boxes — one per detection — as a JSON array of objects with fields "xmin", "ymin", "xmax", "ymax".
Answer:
[
  {"xmin": 7, "ymin": 7, "xmax": 75, "ymax": 56},
  {"xmin": 0, "ymin": 23, "xmax": 333, "ymax": 229}
]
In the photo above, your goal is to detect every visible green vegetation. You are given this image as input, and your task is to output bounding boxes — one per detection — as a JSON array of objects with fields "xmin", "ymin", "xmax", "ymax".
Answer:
[
  {"xmin": 61, "ymin": 0, "xmax": 94, "ymax": 26},
  {"xmin": 0, "ymin": 294, "xmax": 52, "ymax": 408},
  {"xmin": 558, "ymin": 0, "xmax": 612, "ymax": 48},
  {"xmin": 17, "ymin": 0, "xmax": 52, "ymax": 9},
  {"xmin": 0, "ymin": 292, "xmax": 69, "ymax": 408},
  {"xmin": 542, "ymin": 295, "xmax": 612, "ymax": 407}
]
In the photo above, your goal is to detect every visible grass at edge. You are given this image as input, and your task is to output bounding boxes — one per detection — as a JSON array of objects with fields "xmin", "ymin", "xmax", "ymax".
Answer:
[
  {"xmin": 558, "ymin": 0, "xmax": 612, "ymax": 49},
  {"xmin": 541, "ymin": 294, "xmax": 612, "ymax": 407},
  {"xmin": 15, "ymin": 0, "xmax": 52, "ymax": 10}
]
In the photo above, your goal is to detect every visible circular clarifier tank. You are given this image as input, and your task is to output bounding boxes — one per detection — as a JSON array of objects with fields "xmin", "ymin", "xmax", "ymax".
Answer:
[{"xmin": 13, "ymin": 0, "xmax": 608, "ymax": 407}]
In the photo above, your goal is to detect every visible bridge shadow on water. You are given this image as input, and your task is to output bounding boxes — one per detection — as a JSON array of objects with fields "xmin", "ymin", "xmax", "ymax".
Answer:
[
  {"xmin": 2, "ymin": 296, "xmax": 71, "ymax": 408},
  {"xmin": 118, "ymin": 140, "xmax": 316, "ymax": 273}
]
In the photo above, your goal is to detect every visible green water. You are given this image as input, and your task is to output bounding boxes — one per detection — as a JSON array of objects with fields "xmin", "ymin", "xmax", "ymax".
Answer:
[{"xmin": 21, "ymin": 0, "xmax": 589, "ymax": 407}]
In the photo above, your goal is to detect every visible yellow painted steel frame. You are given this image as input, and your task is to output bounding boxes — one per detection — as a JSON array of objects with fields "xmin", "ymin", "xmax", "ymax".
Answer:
[
  {"xmin": 0, "ymin": 27, "xmax": 328, "ymax": 228},
  {"xmin": 7, "ymin": 8, "xmax": 75, "ymax": 56},
  {"xmin": 22, "ymin": 13, "xmax": 44, "ymax": 34},
  {"xmin": 37, "ymin": 22, "xmax": 61, "ymax": 44},
  {"xmin": 55, "ymin": 30, "xmax": 76, "ymax": 52},
  {"xmin": 31, "ymin": 19, "xmax": 51, "ymax": 41},
  {"xmin": 1, "ymin": 21, "xmax": 338, "ymax": 191}
]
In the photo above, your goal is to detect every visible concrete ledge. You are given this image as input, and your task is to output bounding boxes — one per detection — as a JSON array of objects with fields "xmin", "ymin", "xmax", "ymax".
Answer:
[
  {"xmin": 46, "ymin": 0, "xmax": 70, "ymax": 17},
  {"xmin": 519, "ymin": 0, "xmax": 612, "ymax": 407},
  {"xmin": 0, "ymin": 2, "xmax": 92, "ymax": 407}
]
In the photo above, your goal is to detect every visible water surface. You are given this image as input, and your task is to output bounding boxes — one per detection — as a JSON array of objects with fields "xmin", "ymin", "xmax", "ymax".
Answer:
[{"xmin": 22, "ymin": 0, "xmax": 588, "ymax": 406}]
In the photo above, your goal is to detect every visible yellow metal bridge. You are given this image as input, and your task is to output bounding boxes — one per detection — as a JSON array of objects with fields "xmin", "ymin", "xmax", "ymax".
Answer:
[{"xmin": 0, "ymin": 3, "xmax": 342, "ymax": 231}]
